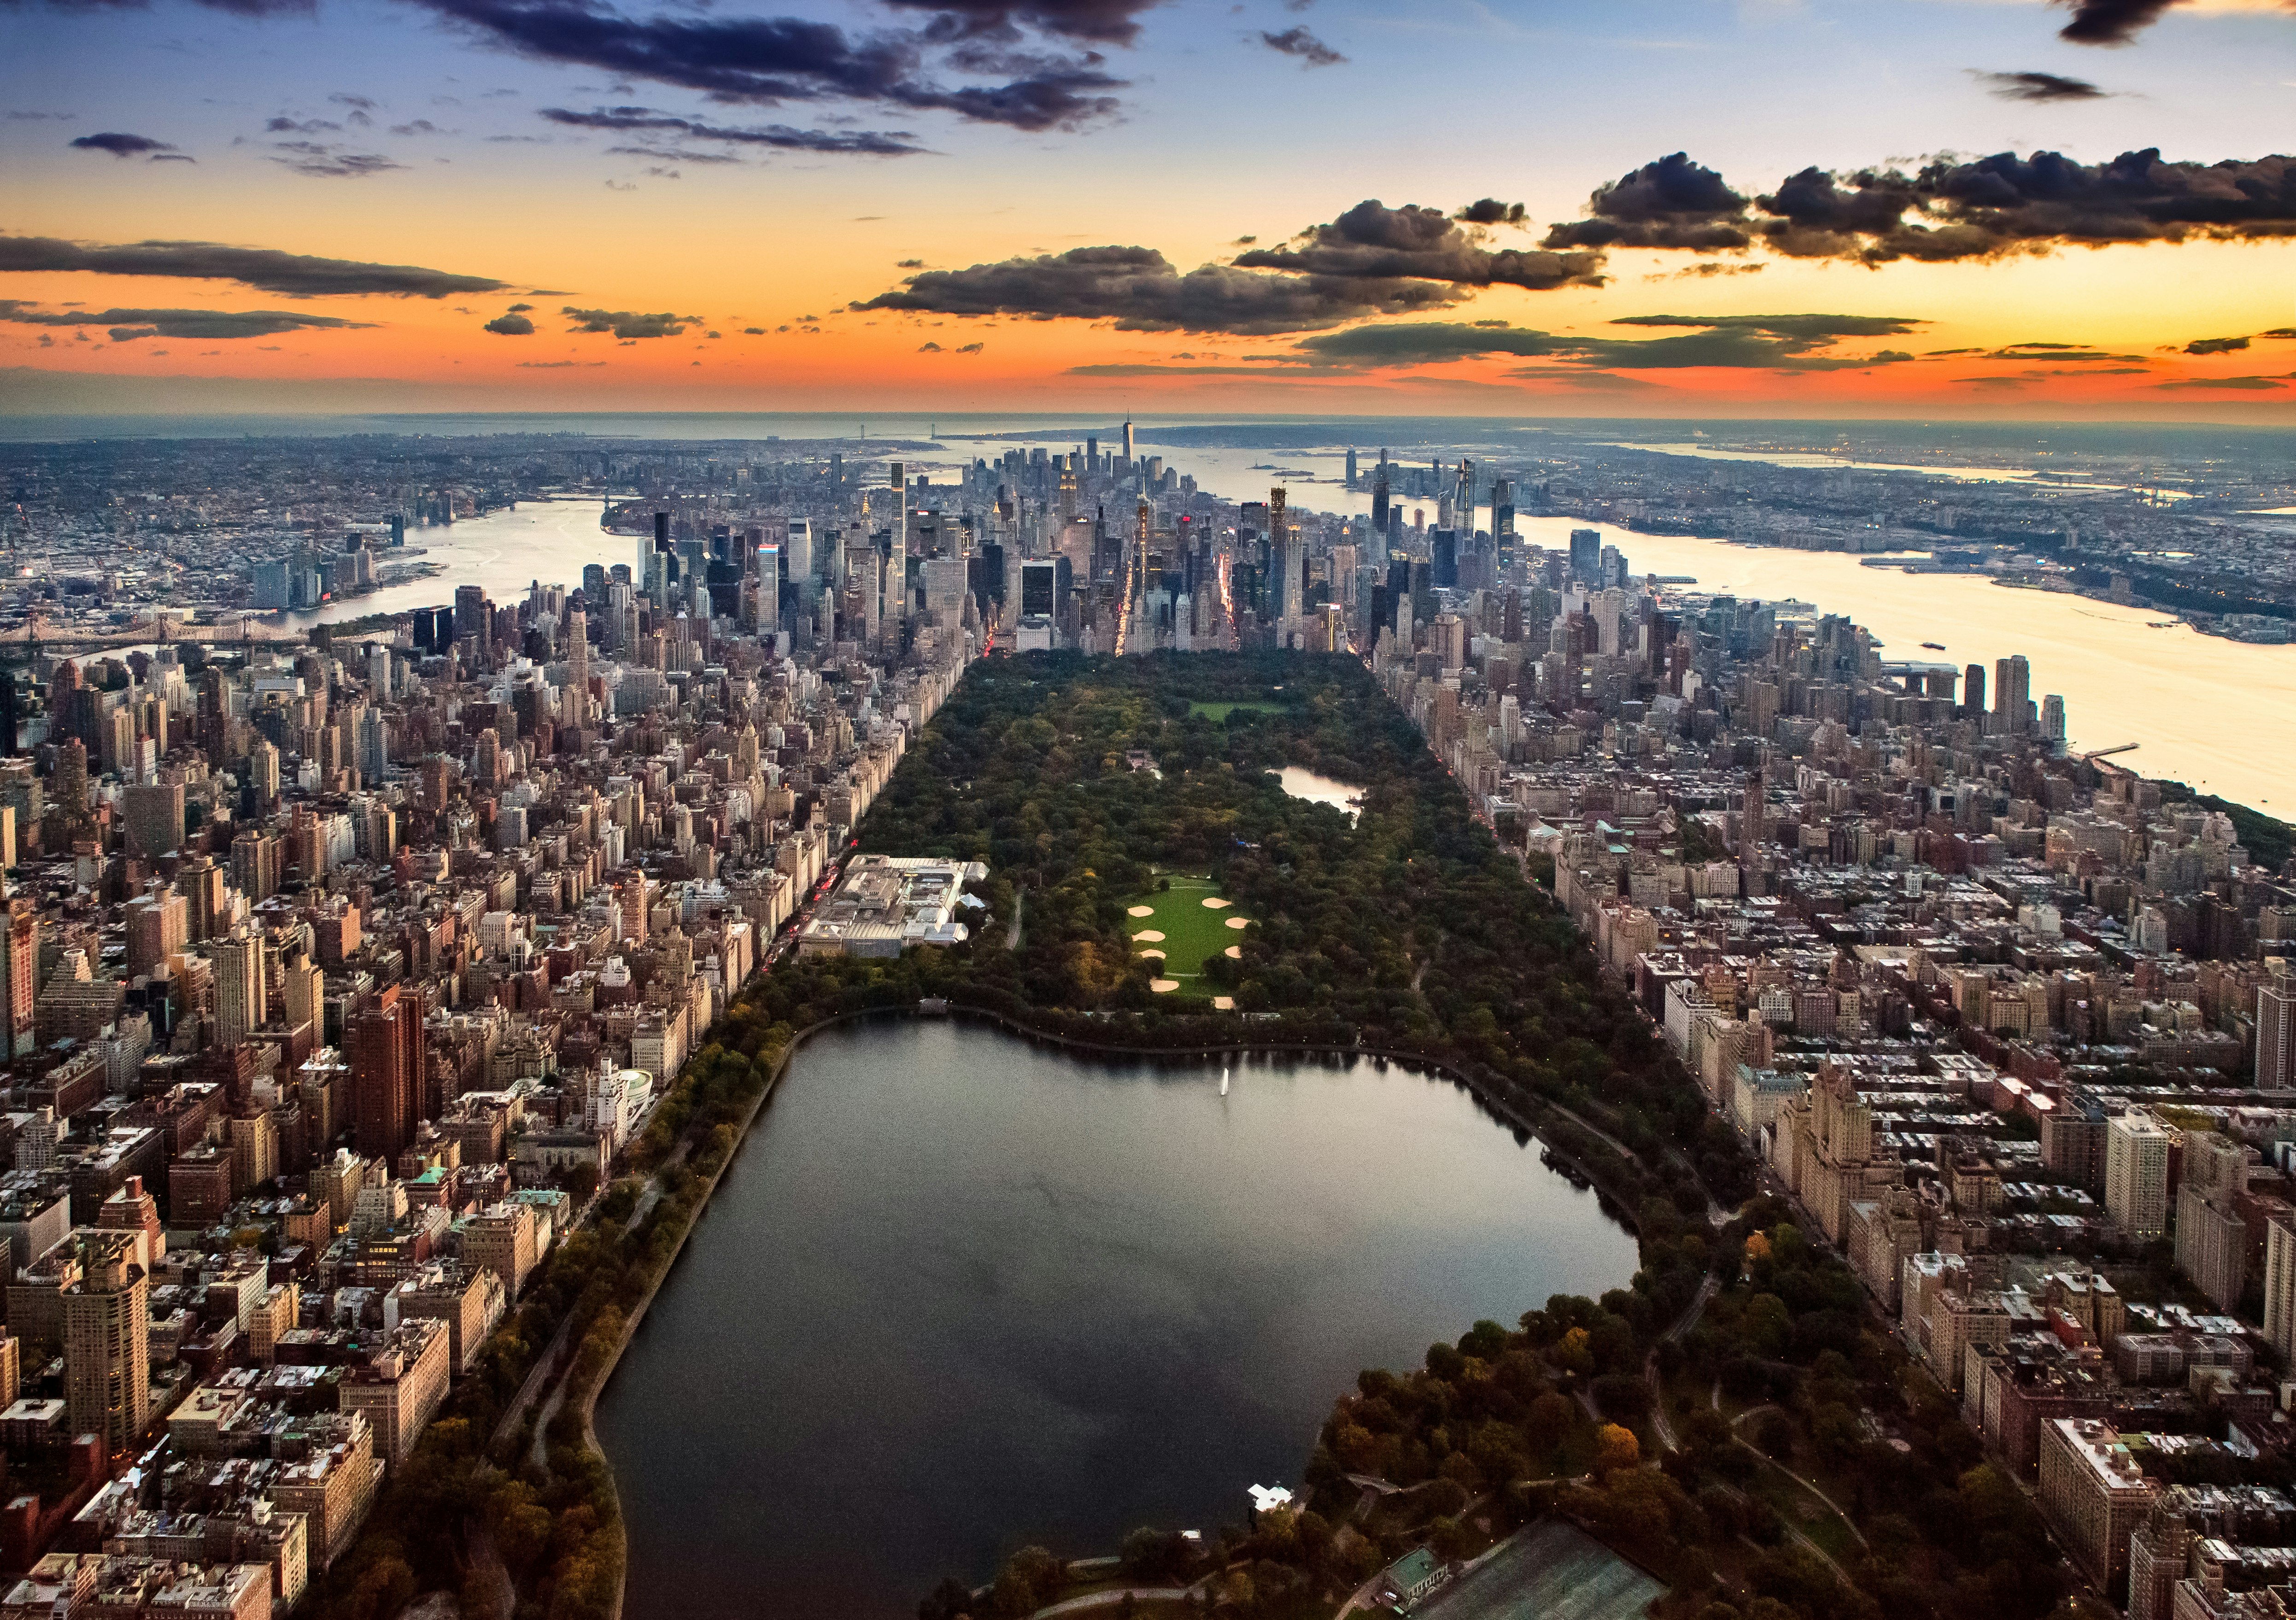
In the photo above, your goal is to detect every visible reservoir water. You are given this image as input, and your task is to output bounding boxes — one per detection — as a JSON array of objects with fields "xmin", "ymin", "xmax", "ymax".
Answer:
[
  {"xmin": 1277, "ymin": 766, "xmax": 1364, "ymax": 822},
  {"xmin": 593, "ymin": 1018, "xmax": 1637, "ymax": 1619}
]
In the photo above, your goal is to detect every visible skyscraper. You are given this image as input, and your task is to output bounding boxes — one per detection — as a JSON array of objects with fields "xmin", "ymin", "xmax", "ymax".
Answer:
[
  {"xmin": 1568, "ymin": 527, "xmax": 1600, "ymax": 584},
  {"xmin": 1963, "ymin": 662, "xmax": 1987, "ymax": 722},
  {"xmin": 357, "ymin": 708, "xmax": 389, "ymax": 784},
  {"xmin": 350, "ymin": 982, "xmax": 422, "ymax": 1161},
  {"xmin": 210, "ymin": 925, "xmax": 265, "ymax": 1049},
  {"xmin": 2259, "ymin": 977, "xmax": 2296, "ymax": 1092},
  {"xmin": 1, "ymin": 901, "xmax": 38, "ymax": 1058},
  {"xmin": 2264, "ymin": 1211, "xmax": 2296, "ymax": 1369},
  {"xmin": 453, "ymin": 584, "xmax": 489, "ymax": 651},
  {"xmin": 2104, "ymin": 1111, "xmax": 2170, "ymax": 1238},
  {"xmin": 121, "ymin": 781, "xmax": 184, "ymax": 859},
  {"xmin": 1995, "ymin": 653, "xmax": 2032, "ymax": 733},
  {"xmin": 64, "ymin": 1229, "xmax": 149, "ymax": 1456}
]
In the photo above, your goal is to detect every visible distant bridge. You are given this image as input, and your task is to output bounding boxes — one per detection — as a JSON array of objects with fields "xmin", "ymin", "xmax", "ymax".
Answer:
[{"xmin": 0, "ymin": 619, "xmax": 315, "ymax": 655}]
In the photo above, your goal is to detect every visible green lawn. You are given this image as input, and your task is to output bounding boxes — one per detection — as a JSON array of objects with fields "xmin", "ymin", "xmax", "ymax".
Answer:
[
  {"xmin": 1187, "ymin": 699, "xmax": 1285, "ymax": 721},
  {"xmin": 1124, "ymin": 875, "xmax": 1250, "ymax": 980}
]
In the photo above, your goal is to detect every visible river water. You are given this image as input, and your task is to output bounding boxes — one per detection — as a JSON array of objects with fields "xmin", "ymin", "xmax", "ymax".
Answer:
[
  {"xmin": 1499, "ymin": 516, "xmax": 2296, "ymax": 815},
  {"xmin": 593, "ymin": 1019, "xmax": 1636, "ymax": 1619},
  {"xmin": 287, "ymin": 499, "xmax": 625, "ymax": 629}
]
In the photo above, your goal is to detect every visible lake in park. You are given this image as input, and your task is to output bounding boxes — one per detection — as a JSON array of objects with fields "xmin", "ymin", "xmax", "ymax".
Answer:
[{"xmin": 594, "ymin": 1018, "xmax": 1638, "ymax": 1618}]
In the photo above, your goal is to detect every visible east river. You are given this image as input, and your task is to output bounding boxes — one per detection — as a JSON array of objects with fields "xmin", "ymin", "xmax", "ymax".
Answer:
[
  {"xmin": 290, "ymin": 498, "xmax": 628, "ymax": 629},
  {"xmin": 592, "ymin": 1020, "xmax": 1638, "ymax": 1618}
]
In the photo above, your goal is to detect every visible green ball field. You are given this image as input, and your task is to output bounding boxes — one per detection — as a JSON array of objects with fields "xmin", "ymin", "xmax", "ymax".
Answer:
[{"xmin": 1122, "ymin": 875, "xmax": 1252, "ymax": 983}]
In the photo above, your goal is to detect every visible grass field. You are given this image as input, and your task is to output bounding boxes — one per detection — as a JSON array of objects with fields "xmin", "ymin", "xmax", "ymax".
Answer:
[
  {"xmin": 1123, "ymin": 875, "xmax": 1249, "ymax": 981},
  {"xmin": 1186, "ymin": 699, "xmax": 1285, "ymax": 721}
]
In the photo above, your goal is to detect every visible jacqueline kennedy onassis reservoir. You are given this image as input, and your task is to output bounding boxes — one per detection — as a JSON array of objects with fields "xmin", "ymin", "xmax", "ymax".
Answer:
[{"xmin": 593, "ymin": 1019, "xmax": 1640, "ymax": 1618}]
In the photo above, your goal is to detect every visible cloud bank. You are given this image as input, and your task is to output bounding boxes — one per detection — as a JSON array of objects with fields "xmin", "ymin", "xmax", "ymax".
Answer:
[
  {"xmin": 0, "ymin": 301, "xmax": 373, "ymax": 339},
  {"xmin": 854, "ymin": 245, "xmax": 1464, "ymax": 334},
  {"xmin": 1546, "ymin": 147, "xmax": 2296, "ymax": 265},
  {"xmin": 0, "ymin": 233, "xmax": 508, "ymax": 296}
]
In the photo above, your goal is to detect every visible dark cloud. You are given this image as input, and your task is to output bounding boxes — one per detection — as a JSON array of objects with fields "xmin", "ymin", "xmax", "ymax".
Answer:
[
  {"xmin": 1610, "ymin": 312, "xmax": 1922, "ymax": 339},
  {"xmin": 390, "ymin": 118, "xmax": 446, "ymax": 135},
  {"xmin": 539, "ymin": 106, "xmax": 923, "ymax": 154},
  {"xmin": 1289, "ymin": 316, "xmax": 1922, "ymax": 372},
  {"xmin": 484, "ymin": 312, "xmax": 536, "ymax": 334},
  {"xmin": 268, "ymin": 143, "xmax": 408, "ymax": 177},
  {"xmin": 1552, "ymin": 147, "xmax": 2296, "ymax": 265},
  {"xmin": 1293, "ymin": 323, "xmax": 1569, "ymax": 365},
  {"xmin": 1259, "ymin": 25, "xmax": 1342, "ymax": 65},
  {"xmin": 398, "ymin": 0, "xmax": 1128, "ymax": 132},
  {"xmin": 2185, "ymin": 335, "xmax": 2249, "ymax": 354},
  {"xmin": 2054, "ymin": 0, "xmax": 2184, "ymax": 46},
  {"xmin": 876, "ymin": 0, "xmax": 1162, "ymax": 45},
  {"xmin": 1578, "ymin": 327, "xmax": 1922, "ymax": 370},
  {"xmin": 266, "ymin": 116, "xmax": 343, "ymax": 134},
  {"xmin": 612, "ymin": 145, "xmax": 735, "ymax": 164},
  {"xmin": 517, "ymin": 359, "xmax": 606, "ymax": 367},
  {"xmin": 1235, "ymin": 200, "xmax": 1604, "ymax": 291},
  {"xmin": 0, "ymin": 234, "xmax": 503, "ymax": 296},
  {"xmin": 1454, "ymin": 199, "xmax": 1526, "ymax": 226},
  {"xmin": 853, "ymin": 244, "xmax": 1462, "ymax": 334},
  {"xmin": 15, "ymin": 0, "xmax": 316, "ymax": 14},
  {"xmin": 918, "ymin": 340, "xmax": 943, "ymax": 351},
  {"xmin": 1660, "ymin": 260, "xmax": 1765, "ymax": 279},
  {"xmin": 743, "ymin": 325, "xmax": 765, "ymax": 333},
  {"xmin": 506, "ymin": 301, "xmax": 533, "ymax": 312},
  {"xmin": 1978, "ymin": 342, "xmax": 2145, "ymax": 360},
  {"xmin": 1975, "ymin": 70, "xmax": 2108, "ymax": 101},
  {"xmin": 69, "ymin": 131, "xmax": 178, "ymax": 157},
  {"xmin": 957, "ymin": 340, "xmax": 983, "ymax": 352},
  {"xmin": 561, "ymin": 305, "xmax": 698, "ymax": 337},
  {"xmin": 2153, "ymin": 375, "xmax": 2291, "ymax": 390},
  {"xmin": 1065, "ymin": 362, "xmax": 1301, "ymax": 376},
  {"xmin": 1543, "ymin": 153, "xmax": 1755, "ymax": 251},
  {"xmin": 0, "ymin": 301, "xmax": 372, "ymax": 339}
]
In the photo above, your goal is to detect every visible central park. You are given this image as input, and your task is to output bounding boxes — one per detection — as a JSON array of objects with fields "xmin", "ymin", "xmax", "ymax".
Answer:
[{"xmin": 304, "ymin": 650, "xmax": 2084, "ymax": 1620}]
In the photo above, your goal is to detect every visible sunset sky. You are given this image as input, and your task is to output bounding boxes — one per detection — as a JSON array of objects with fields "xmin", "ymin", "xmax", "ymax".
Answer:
[{"xmin": 3, "ymin": 0, "xmax": 2293, "ymax": 418}]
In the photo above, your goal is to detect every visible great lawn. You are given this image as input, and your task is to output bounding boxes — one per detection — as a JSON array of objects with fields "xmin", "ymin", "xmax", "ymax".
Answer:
[{"xmin": 1122, "ymin": 875, "xmax": 1251, "ymax": 983}]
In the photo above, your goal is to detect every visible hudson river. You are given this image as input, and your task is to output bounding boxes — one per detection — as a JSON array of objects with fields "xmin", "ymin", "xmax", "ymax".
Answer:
[{"xmin": 592, "ymin": 1019, "xmax": 1637, "ymax": 1618}]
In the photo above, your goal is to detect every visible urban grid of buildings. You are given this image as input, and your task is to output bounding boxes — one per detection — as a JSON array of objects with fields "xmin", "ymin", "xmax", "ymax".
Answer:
[
  {"xmin": 0, "ymin": 424, "xmax": 2284, "ymax": 1615},
  {"xmin": 1371, "ymin": 509, "xmax": 2296, "ymax": 1620}
]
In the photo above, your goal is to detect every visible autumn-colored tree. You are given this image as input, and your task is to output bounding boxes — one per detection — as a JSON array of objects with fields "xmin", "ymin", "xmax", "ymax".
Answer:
[{"xmin": 1595, "ymin": 1422, "xmax": 1641, "ymax": 1476}]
